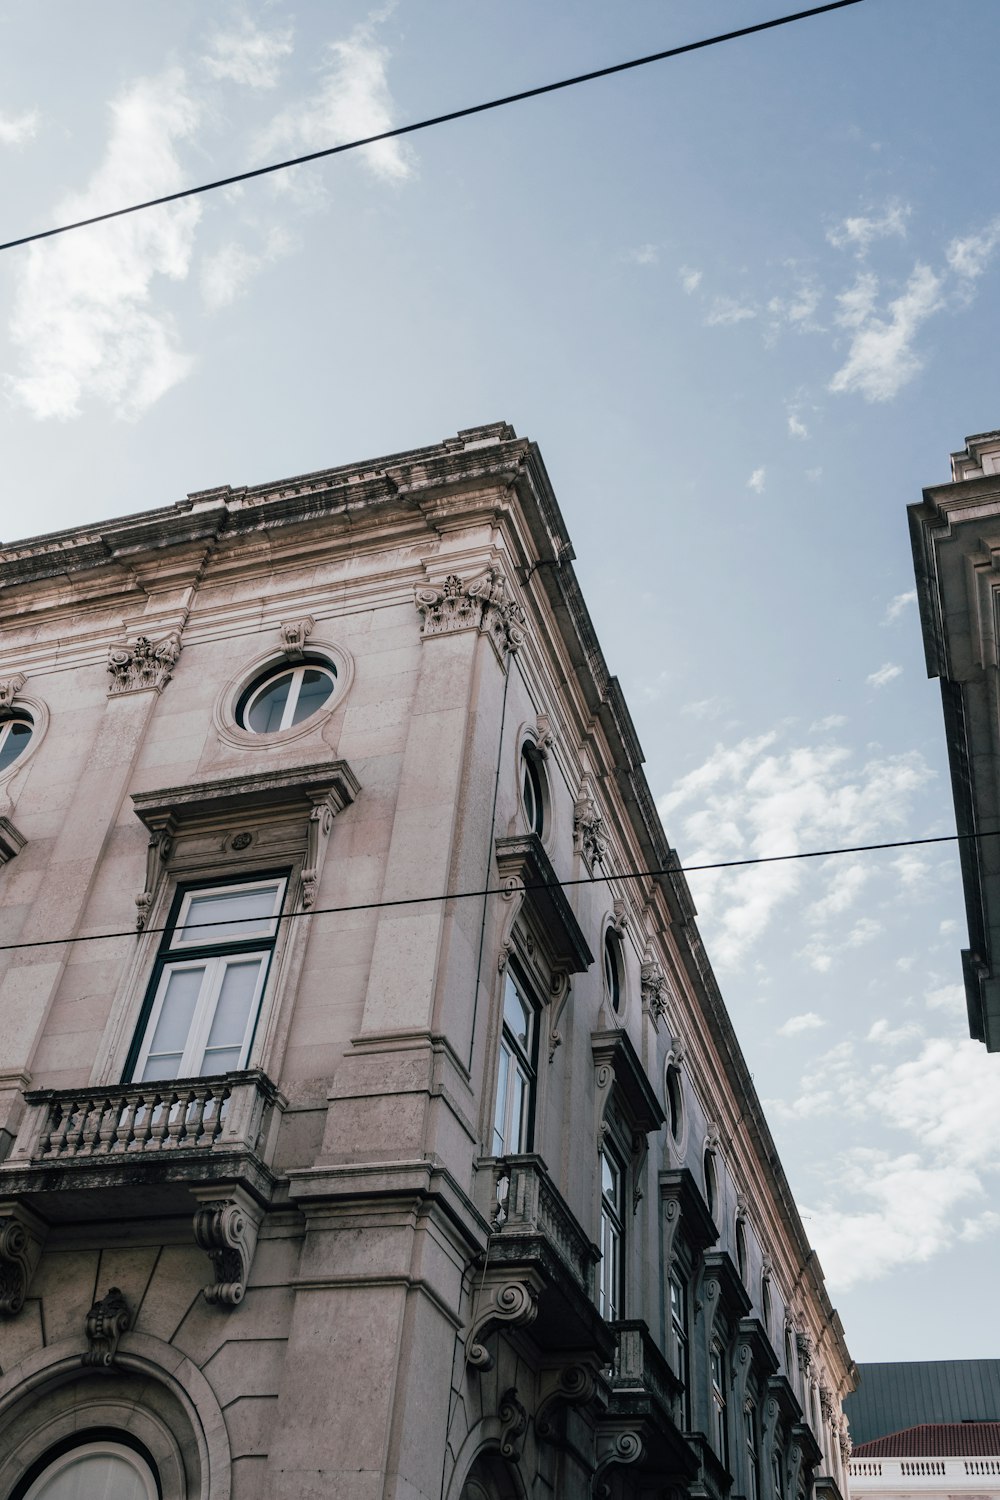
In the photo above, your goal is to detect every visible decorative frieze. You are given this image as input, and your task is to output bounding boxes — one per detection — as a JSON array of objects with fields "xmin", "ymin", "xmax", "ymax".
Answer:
[
  {"xmin": 107, "ymin": 632, "xmax": 181, "ymax": 695},
  {"xmin": 415, "ymin": 566, "xmax": 527, "ymax": 659},
  {"xmin": 82, "ymin": 1286, "xmax": 131, "ymax": 1367},
  {"xmin": 193, "ymin": 1187, "xmax": 263, "ymax": 1307},
  {"xmin": 0, "ymin": 674, "xmax": 26, "ymax": 711},
  {"xmin": 279, "ymin": 616, "xmax": 314, "ymax": 660}
]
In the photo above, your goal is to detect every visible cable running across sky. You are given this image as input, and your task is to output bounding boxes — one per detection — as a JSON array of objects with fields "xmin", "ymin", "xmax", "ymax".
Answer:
[{"xmin": 0, "ymin": 0, "xmax": 865, "ymax": 255}]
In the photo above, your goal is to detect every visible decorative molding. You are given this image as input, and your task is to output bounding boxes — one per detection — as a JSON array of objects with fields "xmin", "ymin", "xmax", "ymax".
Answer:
[
  {"xmin": 838, "ymin": 1413, "xmax": 852, "ymax": 1462},
  {"xmin": 640, "ymin": 952, "xmax": 668, "ymax": 1023},
  {"xmin": 536, "ymin": 1362, "xmax": 599, "ymax": 1440},
  {"xmin": 610, "ymin": 894, "xmax": 629, "ymax": 937},
  {"xmin": 573, "ymin": 778, "xmax": 607, "ymax": 868},
  {"xmin": 192, "ymin": 1187, "xmax": 263, "ymax": 1306},
  {"xmin": 592, "ymin": 1029, "xmax": 665, "ymax": 1155},
  {"xmin": 465, "ymin": 1275, "xmax": 540, "ymax": 1370},
  {"xmin": 0, "ymin": 817, "xmax": 27, "ymax": 869},
  {"xmin": 547, "ymin": 971, "xmax": 570, "ymax": 1063},
  {"xmin": 135, "ymin": 812, "xmax": 176, "ymax": 931},
  {"xmin": 594, "ymin": 1428, "xmax": 644, "ymax": 1497},
  {"xmin": 819, "ymin": 1384, "xmax": 835, "ymax": 1423},
  {"xmin": 107, "ymin": 632, "xmax": 181, "ymax": 695},
  {"xmin": 82, "ymin": 1286, "xmax": 131, "ymax": 1367},
  {"xmin": 415, "ymin": 566, "xmax": 527, "ymax": 660},
  {"xmin": 796, "ymin": 1329, "xmax": 814, "ymax": 1375},
  {"xmin": 0, "ymin": 1202, "xmax": 46, "ymax": 1317},
  {"xmin": 534, "ymin": 712, "xmax": 556, "ymax": 756},
  {"xmin": 0, "ymin": 674, "xmax": 26, "ymax": 711},
  {"xmin": 279, "ymin": 617, "xmax": 314, "ymax": 660},
  {"xmin": 498, "ymin": 1387, "xmax": 528, "ymax": 1461}
]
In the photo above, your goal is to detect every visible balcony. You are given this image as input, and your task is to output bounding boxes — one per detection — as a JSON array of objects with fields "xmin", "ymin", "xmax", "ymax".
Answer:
[
  {"xmin": 0, "ymin": 1070, "xmax": 285, "ymax": 1221},
  {"xmin": 604, "ymin": 1320, "xmax": 698, "ymax": 1483}
]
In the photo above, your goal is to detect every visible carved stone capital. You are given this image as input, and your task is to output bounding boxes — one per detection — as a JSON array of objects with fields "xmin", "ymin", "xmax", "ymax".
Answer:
[
  {"xmin": 536, "ymin": 1361, "xmax": 600, "ymax": 1440},
  {"xmin": 796, "ymin": 1329, "xmax": 814, "ymax": 1374},
  {"xmin": 838, "ymin": 1413, "xmax": 852, "ymax": 1462},
  {"xmin": 640, "ymin": 955, "xmax": 668, "ymax": 1023},
  {"xmin": 0, "ymin": 673, "xmax": 26, "ymax": 711},
  {"xmin": 819, "ymin": 1383, "xmax": 835, "ymax": 1423},
  {"xmin": 192, "ymin": 1187, "xmax": 263, "ymax": 1307},
  {"xmin": 465, "ymin": 1273, "xmax": 540, "ymax": 1370},
  {"xmin": 279, "ymin": 617, "xmax": 314, "ymax": 660},
  {"xmin": 0, "ymin": 1202, "xmax": 46, "ymax": 1317},
  {"xmin": 415, "ymin": 566, "xmax": 527, "ymax": 660},
  {"xmin": 83, "ymin": 1286, "xmax": 131, "ymax": 1367},
  {"xmin": 573, "ymin": 778, "xmax": 607, "ymax": 868},
  {"xmin": 498, "ymin": 1387, "xmax": 528, "ymax": 1461},
  {"xmin": 107, "ymin": 632, "xmax": 181, "ymax": 695}
]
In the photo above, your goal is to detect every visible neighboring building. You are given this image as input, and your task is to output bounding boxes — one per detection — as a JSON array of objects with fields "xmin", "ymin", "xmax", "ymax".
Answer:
[
  {"xmin": 845, "ymin": 1361, "xmax": 1000, "ymax": 1448},
  {"xmin": 849, "ymin": 1424, "xmax": 1000, "ymax": 1500},
  {"xmin": 0, "ymin": 423, "xmax": 853, "ymax": 1498},
  {"xmin": 910, "ymin": 430, "xmax": 1000, "ymax": 1049}
]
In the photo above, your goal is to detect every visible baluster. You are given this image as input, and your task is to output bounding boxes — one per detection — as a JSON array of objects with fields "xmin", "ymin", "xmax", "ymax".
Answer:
[
  {"xmin": 95, "ymin": 1098, "xmax": 119, "ymax": 1154},
  {"xmin": 147, "ymin": 1092, "xmax": 171, "ymax": 1150},
  {"xmin": 67, "ymin": 1098, "xmax": 91, "ymax": 1156},
  {"xmin": 186, "ymin": 1088, "xmax": 208, "ymax": 1146},
  {"xmin": 39, "ymin": 1102, "xmax": 63, "ymax": 1157},
  {"xmin": 48, "ymin": 1098, "xmax": 75, "ymax": 1156},
  {"xmin": 166, "ymin": 1090, "xmax": 193, "ymax": 1148},
  {"xmin": 114, "ymin": 1094, "xmax": 137, "ymax": 1152}
]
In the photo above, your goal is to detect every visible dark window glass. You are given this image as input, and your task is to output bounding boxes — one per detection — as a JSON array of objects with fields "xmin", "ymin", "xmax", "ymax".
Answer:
[
  {"xmin": 0, "ymin": 714, "xmax": 33, "ymax": 773},
  {"xmin": 239, "ymin": 661, "xmax": 336, "ymax": 734}
]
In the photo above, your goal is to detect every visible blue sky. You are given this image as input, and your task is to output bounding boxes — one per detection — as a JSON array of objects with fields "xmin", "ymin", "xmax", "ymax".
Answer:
[{"xmin": 2, "ymin": 0, "xmax": 999, "ymax": 1363}]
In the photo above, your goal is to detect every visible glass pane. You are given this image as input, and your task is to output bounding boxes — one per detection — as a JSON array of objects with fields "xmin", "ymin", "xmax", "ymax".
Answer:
[
  {"xmin": 502, "ymin": 974, "xmax": 531, "ymax": 1050},
  {"xmin": 247, "ymin": 672, "xmax": 292, "ymax": 733},
  {"xmin": 177, "ymin": 885, "xmax": 280, "ymax": 944},
  {"xmin": 30, "ymin": 1450, "xmax": 151, "ymax": 1500},
  {"xmin": 141, "ymin": 966, "xmax": 204, "ymax": 1078},
  {"xmin": 201, "ymin": 958, "xmax": 262, "ymax": 1071},
  {"xmin": 493, "ymin": 1046, "xmax": 510, "ymax": 1153},
  {"xmin": 290, "ymin": 667, "xmax": 334, "ymax": 725},
  {"xmin": 0, "ymin": 719, "xmax": 32, "ymax": 772},
  {"xmin": 602, "ymin": 1151, "xmax": 619, "ymax": 1205},
  {"xmin": 510, "ymin": 1068, "xmax": 525, "ymax": 1152}
]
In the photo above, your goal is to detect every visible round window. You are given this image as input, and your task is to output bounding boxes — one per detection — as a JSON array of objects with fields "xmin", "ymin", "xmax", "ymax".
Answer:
[
  {"xmin": 520, "ymin": 746, "xmax": 545, "ymax": 837},
  {"xmin": 237, "ymin": 661, "xmax": 337, "ymax": 734},
  {"xmin": 21, "ymin": 1441, "xmax": 157, "ymax": 1500},
  {"xmin": 704, "ymin": 1150, "xmax": 717, "ymax": 1218},
  {"xmin": 666, "ymin": 1063, "xmax": 683, "ymax": 1141},
  {"xmin": 0, "ymin": 712, "xmax": 33, "ymax": 773},
  {"xmin": 604, "ymin": 928, "xmax": 623, "ymax": 1014}
]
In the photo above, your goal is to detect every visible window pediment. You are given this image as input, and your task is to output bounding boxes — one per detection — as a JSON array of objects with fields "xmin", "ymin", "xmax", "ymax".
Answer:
[
  {"xmin": 703, "ymin": 1249, "xmax": 753, "ymax": 1326},
  {"xmin": 591, "ymin": 1028, "xmax": 665, "ymax": 1137},
  {"xmin": 494, "ymin": 833, "xmax": 593, "ymax": 976},
  {"xmin": 659, "ymin": 1166, "xmax": 720, "ymax": 1256}
]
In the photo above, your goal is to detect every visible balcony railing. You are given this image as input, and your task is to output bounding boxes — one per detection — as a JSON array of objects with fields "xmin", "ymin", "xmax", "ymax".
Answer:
[
  {"xmin": 848, "ymin": 1457, "xmax": 1000, "ymax": 1487},
  {"xmin": 1, "ymin": 1070, "xmax": 285, "ymax": 1216},
  {"xmin": 484, "ymin": 1153, "xmax": 599, "ymax": 1298}
]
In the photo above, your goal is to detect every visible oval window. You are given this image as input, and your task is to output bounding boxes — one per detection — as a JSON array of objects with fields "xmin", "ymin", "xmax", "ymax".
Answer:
[
  {"xmin": 666, "ymin": 1064, "xmax": 683, "ymax": 1141},
  {"xmin": 237, "ymin": 662, "xmax": 337, "ymax": 734},
  {"xmin": 604, "ymin": 929, "xmax": 623, "ymax": 1014},
  {"xmin": 0, "ymin": 712, "xmax": 33, "ymax": 773},
  {"xmin": 704, "ymin": 1150, "xmax": 717, "ymax": 1218},
  {"xmin": 521, "ymin": 746, "xmax": 544, "ymax": 836}
]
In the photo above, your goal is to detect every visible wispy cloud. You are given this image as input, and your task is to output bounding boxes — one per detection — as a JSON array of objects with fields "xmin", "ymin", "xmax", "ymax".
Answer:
[
  {"xmin": 829, "ymin": 264, "xmax": 944, "ymax": 402},
  {"xmin": 883, "ymin": 589, "xmax": 917, "ymax": 623},
  {"xmin": 5, "ymin": 70, "xmax": 201, "ymax": 420},
  {"xmin": 778, "ymin": 1011, "xmax": 826, "ymax": 1037},
  {"xmin": 679, "ymin": 265, "xmax": 702, "ymax": 294},
  {"xmin": 625, "ymin": 243, "xmax": 659, "ymax": 266},
  {"xmin": 946, "ymin": 218, "xmax": 1000, "ymax": 284},
  {"xmin": 827, "ymin": 199, "xmax": 910, "ymax": 256},
  {"xmin": 0, "ymin": 108, "xmax": 39, "ymax": 146},
  {"xmin": 747, "ymin": 467, "xmax": 766, "ymax": 494},
  {"xmin": 867, "ymin": 662, "xmax": 902, "ymax": 688},
  {"xmin": 706, "ymin": 296, "xmax": 756, "ymax": 327},
  {"xmin": 926, "ymin": 982, "xmax": 964, "ymax": 1012},
  {"xmin": 768, "ymin": 278, "xmax": 822, "ymax": 331},
  {"xmin": 258, "ymin": 23, "xmax": 413, "ymax": 186},
  {"xmin": 867, "ymin": 1018, "xmax": 923, "ymax": 1047},
  {"xmin": 200, "ymin": 226, "xmax": 295, "ymax": 309},
  {"xmin": 681, "ymin": 696, "xmax": 726, "ymax": 720},
  {"xmin": 202, "ymin": 16, "xmax": 294, "ymax": 89},
  {"xmin": 787, "ymin": 411, "xmax": 808, "ymax": 439}
]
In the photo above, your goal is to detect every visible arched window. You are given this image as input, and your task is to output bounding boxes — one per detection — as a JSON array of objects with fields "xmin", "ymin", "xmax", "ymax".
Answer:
[
  {"xmin": 237, "ymin": 660, "xmax": 337, "ymax": 734},
  {"xmin": 18, "ymin": 1440, "xmax": 157, "ymax": 1500},
  {"xmin": 0, "ymin": 711, "xmax": 33, "ymax": 773}
]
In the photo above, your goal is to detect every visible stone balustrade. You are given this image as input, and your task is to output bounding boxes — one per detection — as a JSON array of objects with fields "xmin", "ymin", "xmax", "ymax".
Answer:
[
  {"xmin": 849, "ymin": 1456, "xmax": 1000, "ymax": 1489},
  {"xmin": 483, "ymin": 1153, "xmax": 599, "ymax": 1298}
]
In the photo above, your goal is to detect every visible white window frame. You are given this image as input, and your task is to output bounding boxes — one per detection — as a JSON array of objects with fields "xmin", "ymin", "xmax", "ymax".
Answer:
[
  {"xmin": 599, "ymin": 1145, "xmax": 624, "ymax": 1321},
  {"xmin": 492, "ymin": 966, "xmax": 537, "ymax": 1156},
  {"xmin": 23, "ymin": 1440, "xmax": 158, "ymax": 1500},
  {"xmin": 711, "ymin": 1342, "xmax": 728, "ymax": 1462},
  {"xmin": 241, "ymin": 662, "xmax": 337, "ymax": 734},
  {"xmin": 0, "ymin": 713, "xmax": 33, "ymax": 773},
  {"xmin": 670, "ymin": 1271, "xmax": 690, "ymax": 1428},
  {"xmin": 129, "ymin": 877, "xmax": 286, "ymax": 1083}
]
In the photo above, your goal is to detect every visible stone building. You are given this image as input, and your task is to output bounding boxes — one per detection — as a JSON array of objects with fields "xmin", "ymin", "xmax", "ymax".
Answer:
[
  {"xmin": 0, "ymin": 423, "xmax": 853, "ymax": 1498},
  {"xmin": 910, "ymin": 430, "xmax": 1000, "ymax": 1050}
]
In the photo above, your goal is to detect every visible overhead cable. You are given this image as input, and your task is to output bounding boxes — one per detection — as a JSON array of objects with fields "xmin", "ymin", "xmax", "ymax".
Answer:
[{"xmin": 0, "ymin": 0, "xmax": 866, "ymax": 255}]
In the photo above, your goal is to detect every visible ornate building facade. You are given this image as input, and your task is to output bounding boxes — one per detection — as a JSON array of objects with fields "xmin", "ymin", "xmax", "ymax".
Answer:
[{"xmin": 0, "ymin": 424, "xmax": 853, "ymax": 1498}]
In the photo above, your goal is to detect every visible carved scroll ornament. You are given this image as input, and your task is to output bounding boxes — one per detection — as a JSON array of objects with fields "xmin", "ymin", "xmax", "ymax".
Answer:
[
  {"xmin": 0, "ymin": 1203, "xmax": 46, "ymax": 1317},
  {"xmin": 573, "ymin": 788, "xmax": 607, "ymax": 868},
  {"xmin": 415, "ymin": 567, "xmax": 527, "ymax": 659},
  {"xmin": 640, "ymin": 954, "xmax": 668, "ymax": 1021},
  {"xmin": 82, "ymin": 1287, "xmax": 131, "ymax": 1367},
  {"xmin": 107, "ymin": 632, "xmax": 181, "ymax": 695},
  {"xmin": 465, "ymin": 1276, "xmax": 539, "ymax": 1370},
  {"xmin": 193, "ymin": 1189, "xmax": 262, "ymax": 1306},
  {"xmin": 0, "ymin": 673, "xmax": 26, "ymax": 712},
  {"xmin": 498, "ymin": 1388, "xmax": 528, "ymax": 1461},
  {"xmin": 536, "ymin": 1362, "xmax": 600, "ymax": 1439}
]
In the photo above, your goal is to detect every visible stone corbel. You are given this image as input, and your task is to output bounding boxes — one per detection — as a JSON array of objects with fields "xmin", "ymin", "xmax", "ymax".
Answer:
[
  {"xmin": 0, "ymin": 673, "xmax": 26, "ymax": 712},
  {"xmin": 82, "ymin": 1287, "xmax": 131, "ymax": 1367},
  {"xmin": 279, "ymin": 617, "xmax": 314, "ymax": 660},
  {"xmin": 496, "ymin": 873, "xmax": 526, "ymax": 975},
  {"xmin": 819, "ymin": 1384, "xmax": 835, "ymax": 1424},
  {"xmin": 465, "ymin": 1273, "xmax": 540, "ymax": 1370},
  {"xmin": 594, "ymin": 1428, "xmax": 644, "ymax": 1498},
  {"xmin": 547, "ymin": 970, "xmax": 571, "ymax": 1062},
  {"xmin": 135, "ymin": 811, "xmax": 176, "ymax": 931},
  {"xmin": 838, "ymin": 1413, "xmax": 852, "ymax": 1462},
  {"xmin": 107, "ymin": 632, "xmax": 182, "ymax": 695},
  {"xmin": 610, "ymin": 895, "xmax": 629, "ymax": 937},
  {"xmin": 534, "ymin": 713, "xmax": 556, "ymax": 756},
  {"xmin": 536, "ymin": 1361, "xmax": 600, "ymax": 1440},
  {"xmin": 192, "ymin": 1187, "xmax": 263, "ymax": 1307},
  {"xmin": 498, "ymin": 1387, "xmax": 528, "ymax": 1461},
  {"xmin": 631, "ymin": 1130, "xmax": 648, "ymax": 1214},
  {"xmin": 0, "ymin": 1201, "xmax": 46, "ymax": 1316},
  {"xmin": 301, "ymin": 788, "xmax": 338, "ymax": 909},
  {"xmin": 415, "ymin": 565, "xmax": 527, "ymax": 661}
]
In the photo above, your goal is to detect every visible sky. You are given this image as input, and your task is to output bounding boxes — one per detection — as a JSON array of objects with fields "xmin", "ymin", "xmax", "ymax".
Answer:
[{"xmin": 1, "ymin": 0, "xmax": 999, "ymax": 1365}]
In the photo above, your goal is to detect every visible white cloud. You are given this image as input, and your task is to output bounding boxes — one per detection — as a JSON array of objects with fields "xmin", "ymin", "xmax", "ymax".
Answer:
[
  {"xmin": 787, "ymin": 412, "xmax": 808, "ymax": 439},
  {"xmin": 867, "ymin": 1018, "xmax": 923, "ymax": 1046},
  {"xmin": 681, "ymin": 696, "xmax": 725, "ymax": 720},
  {"xmin": 946, "ymin": 218, "xmax": 1000, "ymax": 283},
  {"xmin": 959, "ymin": 1211, "xmax": 1000, "ymax": 1244},
  {"xmin": 747, "ymin": 467, "xmax": 766, "ymax": 494},
  {"xmin": 867, "ymin": 662, "xmax": 902, "ymax": 688},
  {"xmin": 200, "ymin": 226, "xmax": 294, "ymax": 310},
  {"xmin": 926, "ymin": 982, "xmax": 964, "ymax": 1012},
  {"xmin": 778, "ymin": 1011, "xmax": 826, "ymax": 1037},
  {"xmin": 0, "ymin": 108, "xmax": 39, "ymax": 146},
  {"xmin": 805, "ymin": 466, "xmax": 823, "ymax": 482},
  {"xmin": 798, "ymin": 941, "xmax": 833, "ymax": 973},
  {"xmin": 834, "ymin": 271, "xmax": 880, "ymax": 329},
  {"xmin": 658, "ymin": 729, "xmax": 933, "ymax": 968},
  {"xmin": 829, "ymin": 263, "xmax": 944, "ymax": 403},
  {"xmin": 807, "ymin": 859, "xmax": 868, "ymax": 921},
  {"xmin": 883, "ymin": 589, "xmax": 917, "ymax": 623},
  {"xmin": 5, "ymin": 70, "xmax": 201, "ymax": 420},
  {"xmin": 679, "ymin": 265, "xmax": 702, "ymax": 294},
  {"xmin": 939, "ymin": 918, "xmax": 958, "ymax": 936},
  {"xmin": 847, "ymin": 915, "xmax": 882, "ymax": 947},
  {"xmin": 625, "ymin": 243, "xmax": 659, "ymax": 266},
  {"xmin": 768, "ymin": 280, "xmax": 822, "ymax": 330},
  {"xmin": 706, "ymin": 296, "xmax": 756, "ymax": 327},
  {"xmin": 827, "ymin": 200, "xmax": 910, "ymax": 255},
  {"xmin": 202, "ymin": 17, "xmax": 294, "ymax": 89},
  {"xmin": 811, "ymin": 713, "xmax": 846, "ymax": 732},
  {"xmin": 258, "ymin": 24, "xmax": 412, "ymax": 186}
]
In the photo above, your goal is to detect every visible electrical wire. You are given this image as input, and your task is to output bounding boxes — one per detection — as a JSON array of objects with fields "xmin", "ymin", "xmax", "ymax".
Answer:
[
  {"xmin": 0, "ymin": 0, "xmax": 866, "ymax": 256},
  {"xmin": 0, "ymin": 824, "xmax": 983, "ymax": 955}
]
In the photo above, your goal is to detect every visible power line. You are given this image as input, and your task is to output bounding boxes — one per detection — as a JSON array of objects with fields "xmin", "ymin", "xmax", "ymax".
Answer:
[
  {"xmin": 0, "ymin": 824, "xmax": 979, "ymax": 955},
  {"xmin": 0, "ymin": 0, "xmax": 865, "ymax": 256}
]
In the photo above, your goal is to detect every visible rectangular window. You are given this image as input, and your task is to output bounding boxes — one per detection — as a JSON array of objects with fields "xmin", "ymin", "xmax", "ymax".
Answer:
[
  {"xmin": 599, "ymin": 1146, "xmax": 624, "ymax": 1321},
  {"xmin": 670, "ymin": 1273, "xmax": 690, "ymax": 1428},
  {"xmin": 745, "ymin": 1405, "xmax": 760, "ymax": 1500},
  {"xmin": 127, "ymin": 877, "xmax": 286, "ymax": 1082},
  {"xmin": 492, "ymin": 967, "xmax": 537, "ymax": 1155},
  {"xmin": 711, "ymin": 1344, "xmax": 728, "ymax": 1464}
]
